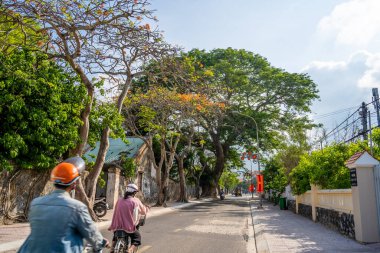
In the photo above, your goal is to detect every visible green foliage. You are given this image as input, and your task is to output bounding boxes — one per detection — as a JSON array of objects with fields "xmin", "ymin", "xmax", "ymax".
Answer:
[
  {"xmin": 0, "ymin": 49, "xmax": 86, "ymax": 170},
  {"xmin": 130, "ymin": 48, "xmax": 319, "ymax": 195},
  {"xmin": 120, "ymin": 155, "xmax": 137, "ymax": 178},
  {"xmin": 219, "ymin": 171, "xmax": 240, "ymax": 191},
  {"xmin": 370, "ymin": 128, "xmax": 380, "ymax": 158},
  {"xmin": 185, "ymin": 48, "xmax": 319, "ymax": 187},
  {"xmin": 225, "ymin": 149, "xmax": 244, "ymax": 170},
  {"xmin": 88, "ymin": 100, "xmax": 125, "ymax": 148},
  {"xmin": 0, "ymin": 14, "xmax": 43, "ymax": 54},
  {"xmin": 262, "ymin": 158, "xmax": 286, "ymax": 191},
  {"xmin": 288, "ymin": 160, "xmax": 311, "ymax": 195},
  {"xmin": 271, "ymin": 168, "xmax": 288, "ymax": 197},
  {"xmin": 290, "ymin": 142, "xmax": 366, "ymax": 194}
]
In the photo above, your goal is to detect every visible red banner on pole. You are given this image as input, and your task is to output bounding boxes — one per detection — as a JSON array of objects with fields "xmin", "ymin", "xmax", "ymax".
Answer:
[
  {"xmin": 249, "ymin": 184, "xmax": 254, "ymax": 192},
  {"xmin": 256, "ymin": 174, "xmax": 264, "ymax": 193}
]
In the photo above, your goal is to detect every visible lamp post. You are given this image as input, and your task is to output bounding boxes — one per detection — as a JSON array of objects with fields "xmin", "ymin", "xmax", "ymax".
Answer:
[{"xmin": 233, "ymin": 111, "xmax": 263, "ymax": 209}]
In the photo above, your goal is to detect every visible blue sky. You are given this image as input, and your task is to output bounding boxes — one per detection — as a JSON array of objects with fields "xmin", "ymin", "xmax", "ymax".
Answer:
[{"xmin": 150, "ymin": 0, "xmax": 380, "ymax": 131}]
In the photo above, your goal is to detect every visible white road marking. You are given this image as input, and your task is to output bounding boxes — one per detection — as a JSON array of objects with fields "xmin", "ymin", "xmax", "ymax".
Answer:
[
  {"xmin": 173, "ymin": 228, "xmax": 182, "ymax": 232},
  {"xmin": 139, "ymin": 245, "xmax": 152, "ymax": 252}
]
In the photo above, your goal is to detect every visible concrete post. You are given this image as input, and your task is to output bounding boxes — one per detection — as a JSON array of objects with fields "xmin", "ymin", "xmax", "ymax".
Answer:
[
  {"xmin": 295, "ymin": 195, "xmax": 299, "ymax": 214},
  {"xmin": 106, "ymin": 167, "xmax": 121, "ymax": 209},
  {"xmin": 346, "ymin": 151, "xmax": 380, "ymax": 243},
  {"xmin": 311, "ymin": 184, "xmax": 319, "ymax": 222}
]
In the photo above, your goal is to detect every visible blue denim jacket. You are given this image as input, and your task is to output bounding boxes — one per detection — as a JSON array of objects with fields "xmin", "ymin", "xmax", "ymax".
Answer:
[{"xmin": 18, "ymin": 190, "xmax": 104, "ymax": 253}]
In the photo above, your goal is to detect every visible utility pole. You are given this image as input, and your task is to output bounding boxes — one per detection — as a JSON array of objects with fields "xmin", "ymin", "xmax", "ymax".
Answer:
[
  {"xmin": 369, "ymin": 110, "xmax": 373, "ymax": 155},
  {"xmin": 372, "ymin": 88, "xmax": 380, "ymax": 126},
  {"xmin": 359, "ymin": 102, "xmax": 368, "ymax": 140}
]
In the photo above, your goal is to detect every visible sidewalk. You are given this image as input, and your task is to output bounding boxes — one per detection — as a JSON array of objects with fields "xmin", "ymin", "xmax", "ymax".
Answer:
[
  {"xmin": 249, "ymin": 196, "xmax": 380, "ymax": 253},
  {"xmin": 0, "ymin": 198, "xmax": 212, "ymax": 253}
]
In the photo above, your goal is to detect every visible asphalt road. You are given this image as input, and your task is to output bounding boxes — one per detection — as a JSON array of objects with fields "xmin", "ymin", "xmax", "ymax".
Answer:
[{"xmin": 101, "ymin": 196, "xmax": 252, "ymax": 253}]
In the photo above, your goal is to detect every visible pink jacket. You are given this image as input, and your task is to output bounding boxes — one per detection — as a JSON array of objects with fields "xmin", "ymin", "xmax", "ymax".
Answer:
[{"xmin": 108, "ymin": 197, "xmax": 147, "ymax": 233}]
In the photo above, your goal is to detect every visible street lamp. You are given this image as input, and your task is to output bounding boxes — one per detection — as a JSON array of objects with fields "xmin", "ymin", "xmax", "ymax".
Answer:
[{"xmin": 233, "ymin": 111, "xmax": 263, "ymax": 209}]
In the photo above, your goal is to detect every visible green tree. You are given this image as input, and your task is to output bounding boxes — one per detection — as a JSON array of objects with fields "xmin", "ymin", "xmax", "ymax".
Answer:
[
  {"xmin": 290, "ymin": 142, "xmax": 366, "ymax": 194},
  {"xmin": 219, "ymin": 171, "xmax": 239, "ymax": 193},
  {"xmin": 1, "ymin": 0, "xmax": 167, "ymax": 218},
  {"xmin": 0, "ymin": 48, "xmax": 86, "ymax": 220},
  {"xmin": 0, "ymin": 49, "xmax": 86, "ymax": 171},
  {"xmin": 184, "ymin": 48, "xmax": 319, "ymax": 197},
  {"xmin": 123, "ymin": 87, "xmax": 221, "ymax": 205}
]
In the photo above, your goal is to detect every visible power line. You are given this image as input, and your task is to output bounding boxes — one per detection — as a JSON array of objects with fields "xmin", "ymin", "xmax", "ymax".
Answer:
[
  {"xmin": 315, "ymin": 99, "xmax": 378, "ymax": 145},
  {"xmin": 317, "ymin": 107, "xmax": 360, "ymax": 143},
  {"xmin": 313, "ymin": 106, "xmax": 358, "ymax": 119}
]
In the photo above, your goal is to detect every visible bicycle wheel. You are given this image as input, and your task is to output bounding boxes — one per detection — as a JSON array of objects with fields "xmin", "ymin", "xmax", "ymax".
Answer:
[{"xmin": 114, "ymin": 238, "xmax": 127, "ymax": 253}]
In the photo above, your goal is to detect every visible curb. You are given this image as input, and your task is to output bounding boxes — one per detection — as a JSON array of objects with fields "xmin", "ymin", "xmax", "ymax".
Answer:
[
  {"xmin": 0, "ymin": 198, "xmax": 213, "ymax": 252},
  {"xmin": 249, "ymin": 199, "xmax": 270, "ymax": 253},
  {"xmin": 246, "ymin": 199, "xmax": 257, "ymax": 253}
]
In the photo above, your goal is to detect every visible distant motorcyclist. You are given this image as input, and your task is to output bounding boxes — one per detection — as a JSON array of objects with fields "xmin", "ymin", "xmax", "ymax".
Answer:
[
  {"xmin": 219, "ymin": 189, "xmax": 225, "ymax": 200},
  {"xmin": 18, "ymin": 157, "xmax": 108, "ymax": 253}
]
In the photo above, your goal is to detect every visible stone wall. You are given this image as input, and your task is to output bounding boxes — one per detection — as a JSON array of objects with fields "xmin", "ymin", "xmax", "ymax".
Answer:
[
  {"xmin": 316, "ymin": 207, "xmax": 355, "ymax": 239},
  {"xmin": 298, "ymin": 203, "xmax": 312, "ymax": 219},
  {"xmin": 0, "ymin": 170, "xmax": 50, "ymax": 224},
  {"xmin": 287, "ymin": 199, "xmax": 296, "ymax": 213}
]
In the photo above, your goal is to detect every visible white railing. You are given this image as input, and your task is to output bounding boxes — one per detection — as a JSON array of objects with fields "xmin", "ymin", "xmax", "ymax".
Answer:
[
  {"xmin": 298, "ymin": 191, "xmax": 312, "ymax": 205},
  {"xmin": 316, "ymin": 189, "xmax": 353, "ymax": 213},
  {"xmin": 297, "ymin": 186, "xmax": 353, "ymax": 214}
]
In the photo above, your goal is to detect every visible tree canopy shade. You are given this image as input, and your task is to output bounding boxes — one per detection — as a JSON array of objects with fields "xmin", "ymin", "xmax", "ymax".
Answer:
[
  {"xmin": 0, "ymin": 49, "xmax": 86, "ymax": 171},
  {"xmin": 182, "ymin": 48, "xmax": 319, "ymax": 196},
  {"xmin": 219, "ymin": 171, "xmax": 240, "ymax": 192},
  {"xmin": 133, "ymin": 48, "xmax": 319, "ymax": 197},
  {"xmin": 123, "ymin": 86, "xmax": 224, "ymax": 205}
]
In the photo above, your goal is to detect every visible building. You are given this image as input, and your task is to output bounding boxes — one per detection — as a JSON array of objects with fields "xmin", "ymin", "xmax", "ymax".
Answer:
[{"xmin": 84, "ymin": 137, "xmax": 157, "ymax": 208}]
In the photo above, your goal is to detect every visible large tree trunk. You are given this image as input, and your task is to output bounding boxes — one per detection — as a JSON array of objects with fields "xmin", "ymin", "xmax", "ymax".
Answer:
[
  {"xmin": 69, "ymin": 60, "xmax": 94, "ymax": 157},
  {"xmin": 84, "ymin": 127, "xmax": 110, "ymax": 220},
  {"xmin": 162, "ymin": 170, "xmax": 170, "ymax": 207},
  {"xmin": 201, "ymin": 183, "xmax": 214, "ymax": 197},
  {"xmin": 155, "ymin": 139, "xmax": 165, "ymax": 206},
  {"xmin": 200, "ymin": 134, "xmax": 229, "ymax": 197},
  {"xmin": 65, "ymin": 61, "xmax": 98, "ymax": 219},
  {"xmin": 156, "ymin": 136, "xmax": 180, "ymax": 206},
  {"xmin": 176, "ymin": 157, "xmax": 188, "ymax": 202}
]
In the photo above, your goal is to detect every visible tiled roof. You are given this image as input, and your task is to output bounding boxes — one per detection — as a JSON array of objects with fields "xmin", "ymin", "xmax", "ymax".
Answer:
[
  {"xmin": 345, "ymin": 151, "xmax": 366, "ymax": 166},
  {"xmin": 84, "ymin": 137, "xmax": 145, "ymax": 163}
]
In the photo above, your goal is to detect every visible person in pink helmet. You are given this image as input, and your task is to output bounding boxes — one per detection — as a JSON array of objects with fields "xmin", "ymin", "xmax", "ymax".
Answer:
[{"xmin": 108, "ymin": 183, "xmax": 148, "ymax": 252}]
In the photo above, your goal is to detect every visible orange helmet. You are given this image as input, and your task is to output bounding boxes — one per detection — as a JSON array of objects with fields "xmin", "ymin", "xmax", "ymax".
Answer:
[{"xmin": 51, "ymin": 162, "xmax": 80, "ymax": 186}]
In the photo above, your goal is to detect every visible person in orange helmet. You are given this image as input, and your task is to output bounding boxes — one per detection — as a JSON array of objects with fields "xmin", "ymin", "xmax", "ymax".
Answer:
[{"xmin": 18, "ymin": 157, "xmax": 109, "ymax": 253}]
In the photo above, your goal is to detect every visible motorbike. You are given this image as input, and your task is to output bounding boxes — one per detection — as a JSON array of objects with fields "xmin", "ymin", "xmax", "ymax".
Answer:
[
  {"xmin": 93, "ymin": 198, "xmax": 109, "ymax": 218},
  {"xmin": 219, "ymin": 192, "xmax": 225, "ymax": 200},
  {"xmin": 113, "ymin": 215, "xmax": 146, "ymax": 253}
]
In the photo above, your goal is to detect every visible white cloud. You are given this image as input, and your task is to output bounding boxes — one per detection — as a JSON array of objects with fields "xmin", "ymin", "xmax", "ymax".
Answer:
[
  {"xmin": 358, "ymin": 53, "xmax": 380, "ymax": 88},
  {"xmin": 302, "ymin": 51, "xmax": 380, "ymax": 128},
  {"xmin": 317, "ymin": 0, "xmax": 380, "ymax": 46},
  {"xmin": 304, "ymin": 51, "xmax": 380, "ymax": 89},
  {"xmin": 301, "ymin": 60, "xmax": 346, "ymax": 72}
]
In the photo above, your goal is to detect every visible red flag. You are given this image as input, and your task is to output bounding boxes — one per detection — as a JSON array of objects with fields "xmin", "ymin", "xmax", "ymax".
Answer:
[{"xmin": 256, "ymin": 174, "xmax": 264, "ymax": 192}]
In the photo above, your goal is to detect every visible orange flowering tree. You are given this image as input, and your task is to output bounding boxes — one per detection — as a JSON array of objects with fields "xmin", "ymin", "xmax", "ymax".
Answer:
[{"xmin": 123, "ymin": 86, "xmax": 224, "ymax": 205}]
